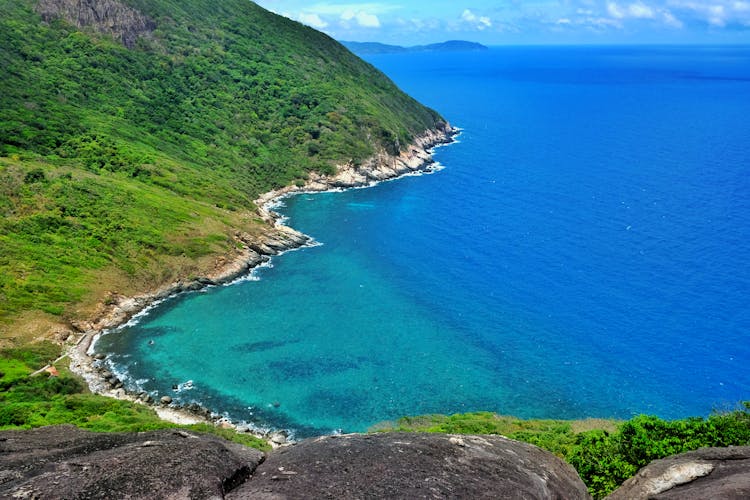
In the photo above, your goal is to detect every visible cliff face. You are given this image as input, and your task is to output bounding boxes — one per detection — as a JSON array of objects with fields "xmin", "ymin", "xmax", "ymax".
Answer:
[{"xmin": 35, "ymin": 0, "xmax": 155, "ymax": 48}]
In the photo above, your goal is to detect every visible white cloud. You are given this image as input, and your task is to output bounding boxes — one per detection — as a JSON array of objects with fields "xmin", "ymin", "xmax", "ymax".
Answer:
[
  {"xmin": 461, "ymin": 9, "xmax": 492, "ymax": 30},
  {"xmin": 306, "ymin": 3, "xmax": 399, "ymax": 16},
  {"xmin": 608, "ymin": 2, "xmax": 656, "ymax": 19},
  {"xmin": 667, "ymin": 0, "xmax": 750, "ymax": 27},
  {"xmin": 607, "ymin": 2, "xmax": 626, "ymax": 18},
  {"xmin": 340, "ymin": 8, "xmax": 381, "ymax": 27},
  {"xmin": 603, "ymin": 1, "xmax": 688, "ymax": 28},
  {"xmin": 578, "ymin": 16, "xmax": 625, "ymax": 30},
  {"xmin": 258, "ymin": 0, "xmax": 750, "ymax": 41},
  {"xmin": 355, "ymin": 12, "xmax": 381, "ymax": 27},
  {"xmin": 629, "ymin": 2, "xmax": 656, "ymax": 18},
  {"xmin": 298, "ymin": 12, "xmax": 328, "ymax": 28},
  {"xmin": 461, "ymin": 9, "xmax": 477, "ymax": 22},
  {"xmin": 662, "ymin": 10, "xmax": 684, "ymax": 28},
  {"xmin": 709, "ymin": 7, "xmax": 728, "ymax": 26}
]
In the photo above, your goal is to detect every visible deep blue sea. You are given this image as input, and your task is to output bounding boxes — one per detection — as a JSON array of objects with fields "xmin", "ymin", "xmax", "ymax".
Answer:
[{"xmin": 96, "ymin": 46, "xmax": 750, "ymax": 438}]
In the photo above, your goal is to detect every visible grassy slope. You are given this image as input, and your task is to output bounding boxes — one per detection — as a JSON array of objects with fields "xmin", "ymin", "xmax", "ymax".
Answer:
[
  {"xmin": 0, "ymin": 0, "xmax": 444, "ymax": 340},
  {"xmin": 0, "ymin": 343, "xmax": 270, "ymax": 450}
]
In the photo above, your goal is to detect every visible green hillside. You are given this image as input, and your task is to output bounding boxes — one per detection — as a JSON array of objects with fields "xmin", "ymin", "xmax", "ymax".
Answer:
[{"xmin": 0, "ymin": 0, "xmax": 446, "ymax": 339}]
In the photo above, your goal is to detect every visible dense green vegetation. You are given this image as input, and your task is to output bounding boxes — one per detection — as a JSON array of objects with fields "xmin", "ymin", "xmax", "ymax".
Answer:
[
  {"xmin": 0, "ymin": 0, "xmax": 444, "ymax": 333},
  {"xmin": 383, "ymin": 409, "xmax": 750, "ymax": 498},
  {"xmin": 0, "ymin": 343, "xmax": 270, "ymax": 450}
]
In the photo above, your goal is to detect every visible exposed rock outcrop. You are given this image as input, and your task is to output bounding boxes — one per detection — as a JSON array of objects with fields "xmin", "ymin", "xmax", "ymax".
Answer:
[
  {"xmin": 36, "ymin": 0, "xmax": 155, "ymax": 48},
  {"xmin": 0, "ymin": 427, "xmax": 591, "ymax": 500},
  {"xmin": 255, "ymin": 126, "xmax": 458, "ymax": 224},
  {"xmin": 607, "ymin": 446, "xmax": 750, "ymax": 500},
  {"xmin": 0, "ymin": 425, "xmax": 264, "ymax": 499},
  {"xmin": 230, "ymin": 432, "xmax": 591, "ymax": 499}
]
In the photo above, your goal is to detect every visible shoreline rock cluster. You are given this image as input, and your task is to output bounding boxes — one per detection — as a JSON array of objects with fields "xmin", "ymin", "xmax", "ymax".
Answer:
[
  {"xmin": 255, "ymin": 125, "xmax": 458, "ymax": 220},
  {"xmin": 64, "ymin": 124, "xmax": 458, "ymax": 443}
]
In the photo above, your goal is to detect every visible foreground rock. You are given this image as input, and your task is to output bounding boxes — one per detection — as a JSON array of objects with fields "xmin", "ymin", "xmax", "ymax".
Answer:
[
  {"xmin": 231, "ymin": 432, "xmax": 590, "ymax": 499},
  {"xmin": 0, "ymin": 427, "xmax": 590, "ymax": 499},
  {"xmin": 607, "ymin": 446, "xmax": 750, "ymax": 499},
  {"xmin": 0, "ymin": 425, "xmax": 263, "ymax": 499}
]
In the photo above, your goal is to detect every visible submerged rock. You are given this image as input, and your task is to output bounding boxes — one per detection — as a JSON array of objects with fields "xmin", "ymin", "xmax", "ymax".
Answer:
[{"xmin": 607, "ymin": 446, "xmax": 750, "ymax": 499}]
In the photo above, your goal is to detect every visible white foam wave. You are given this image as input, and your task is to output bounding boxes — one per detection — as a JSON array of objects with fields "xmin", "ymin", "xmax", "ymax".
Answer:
[
  {"xmin": 172, "ymin": 380, "xmax": 195, "ymax": 393},
  {"xmin": 224, "ymin": 239, "xmax": 322, "ymax": 286}
]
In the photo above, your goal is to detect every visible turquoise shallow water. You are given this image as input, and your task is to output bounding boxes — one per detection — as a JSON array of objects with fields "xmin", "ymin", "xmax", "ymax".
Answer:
[{"xmin": 96, "ymin": 46, "xmax": 750, "ymax": 437}]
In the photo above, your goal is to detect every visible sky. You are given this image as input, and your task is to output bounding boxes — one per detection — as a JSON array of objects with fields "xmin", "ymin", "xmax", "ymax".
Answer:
[{"xmin": 254, "ymin": 0, "xmax": 750, "ymax": 45}]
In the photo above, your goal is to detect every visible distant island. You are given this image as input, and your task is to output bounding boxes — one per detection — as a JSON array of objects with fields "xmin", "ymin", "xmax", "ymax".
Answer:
[{"xmin": 341, "ymin": 40, "xmax": 489, "ymax": 55}]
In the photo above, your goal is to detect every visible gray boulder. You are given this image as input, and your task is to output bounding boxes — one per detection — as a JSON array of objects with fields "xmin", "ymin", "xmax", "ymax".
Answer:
[
  {"xmin": 0, "ymin": 425, "xmax": 263, "ymax": 499},
  {"xmin": 607, "ymin": 446, "xmax": 750, "ymax": 499},
  {"xmin": 0, "ymin": 427, "xmax": 590, "ymax": 499},
  {"xmin": 229, "ymin": 432, "xmax": 590, "ymax": 499}
]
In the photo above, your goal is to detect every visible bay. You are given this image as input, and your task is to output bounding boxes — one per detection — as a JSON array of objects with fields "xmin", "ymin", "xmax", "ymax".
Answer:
[{"xmin": 96, "ymin": 46, "xmax": 750, "ymax": 438}]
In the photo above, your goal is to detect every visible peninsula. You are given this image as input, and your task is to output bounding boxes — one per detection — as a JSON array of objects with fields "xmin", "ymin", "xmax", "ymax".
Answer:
[{"xmin": 0, "ymin": 0, "xmax": 451, "ymax": 347}]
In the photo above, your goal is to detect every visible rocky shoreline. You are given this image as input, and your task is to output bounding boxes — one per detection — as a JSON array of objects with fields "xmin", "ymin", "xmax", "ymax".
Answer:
[
  {"xmin": 65, "ymin": 124, "xmax": 458, "ymax": 445},
  {"xmin": 255, "ymin": 124, "xmax": 458, "ymax": 219}
]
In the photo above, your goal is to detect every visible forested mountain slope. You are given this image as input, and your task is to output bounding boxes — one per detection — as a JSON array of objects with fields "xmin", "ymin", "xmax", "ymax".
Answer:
[{"xmin": 0, "ymin": 0, "xmax": 447, "ymax": 340}]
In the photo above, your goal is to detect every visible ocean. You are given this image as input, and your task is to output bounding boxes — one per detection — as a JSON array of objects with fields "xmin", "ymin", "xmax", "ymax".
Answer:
[{"xmin": 95, "ymin": 46, "xmax": 750, "ymax": 438}]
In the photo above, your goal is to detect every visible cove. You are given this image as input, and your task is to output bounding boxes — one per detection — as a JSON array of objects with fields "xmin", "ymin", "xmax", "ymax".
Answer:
[{"xmin": 96, "ymin": 46, "xmax": 750, "ymax": 438}]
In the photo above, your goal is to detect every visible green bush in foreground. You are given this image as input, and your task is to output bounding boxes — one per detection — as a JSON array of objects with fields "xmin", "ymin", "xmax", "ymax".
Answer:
[
  {"xmin": 383, "ymin": 406, "xmax": 750, "ymax": 499},
  {"xmin": 568, "ymin": 407, "xmax": 750, "ymax": 498},
  {"xmin": 0, "ymin": 344, "xmax": 270, "ymax": 451},
  {"xmin": 380, "ymin": 411, "xmax": 589, "ymax": 458}
]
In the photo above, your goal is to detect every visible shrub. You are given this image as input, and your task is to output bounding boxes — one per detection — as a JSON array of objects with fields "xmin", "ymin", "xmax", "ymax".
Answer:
[
  {"xmin": 385, "ymin": 406, "xmax": 750, "ymax": 499},
  {"xmin": 23, "ymin": 168, "xmax": 46, "ymax": 183}
]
